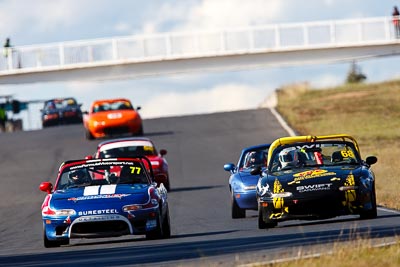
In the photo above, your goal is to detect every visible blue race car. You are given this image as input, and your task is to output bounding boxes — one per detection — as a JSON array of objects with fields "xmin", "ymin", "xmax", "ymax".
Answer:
[
  {"xmin": 224, "ymin": 144, "xmax": 270, "ymax": 218},
  {"xmin": 39, "ymin": 157, "xmax": 171, "ymax": 248}
]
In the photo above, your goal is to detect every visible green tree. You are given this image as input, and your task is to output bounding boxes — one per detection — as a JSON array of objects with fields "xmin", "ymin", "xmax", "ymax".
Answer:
[{"xmin": 346, "ymin": 61, "xmax": 367, "ymax": 84}]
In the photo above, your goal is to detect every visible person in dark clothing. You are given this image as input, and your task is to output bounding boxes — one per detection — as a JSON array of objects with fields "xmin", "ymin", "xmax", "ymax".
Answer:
[
  {"xmin": 392, "ymin": 6, "xmax": 400, "ymax": 38},
  {"xmin": 0, "ymin": 104, "xmax": 7, "ymax": 132},
  {"xmin": 3, "ymin": 38, "xmax": 11, "ymax": 58}
]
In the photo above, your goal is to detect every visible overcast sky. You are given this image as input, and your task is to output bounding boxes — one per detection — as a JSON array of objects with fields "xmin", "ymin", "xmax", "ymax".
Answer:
[{"xmin": 0, "ymin": 0, "xmax": 399, "ymax": 129}]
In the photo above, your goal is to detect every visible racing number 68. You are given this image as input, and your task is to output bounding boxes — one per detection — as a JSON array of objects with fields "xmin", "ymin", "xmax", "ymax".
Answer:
[{"xmin": 341, "ymin": 150, "xmax": 354, "ymax": 158}]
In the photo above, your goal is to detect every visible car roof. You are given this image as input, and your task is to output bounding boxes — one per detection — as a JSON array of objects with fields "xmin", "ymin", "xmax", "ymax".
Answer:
[
  {"xmin": 267, "ymin": 134, "xmax": 360, "ymax": 164},
  {"xmin": 241, "ymin": 144, "xmax": 270, "ymax": 154},
  {"xmin": 97, "ymin": 137, "xmax": 153, "ymax": 148},
  {"xmin": 91, "ymin": 98, "xmax": 131, "ymax": 106}
]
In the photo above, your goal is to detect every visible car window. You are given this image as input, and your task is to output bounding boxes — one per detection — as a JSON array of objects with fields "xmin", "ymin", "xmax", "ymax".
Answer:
[
  {"xmin": 56, "ymin": 161, "xmax": 150, "ymax": 190},
  {"xmin": 269, "ymin": 142, "xmax": 360, "ymax": 172},
  {"xmin": 239, "ymin": 148, "xmax": 268, "ymax": 169},
  {"xmin": 100, "ymin": 145, "xmax": 156, "ymax": 158}
]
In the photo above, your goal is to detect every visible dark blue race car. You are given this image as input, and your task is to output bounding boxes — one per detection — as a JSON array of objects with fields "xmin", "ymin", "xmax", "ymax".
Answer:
[
  {"xmin": 39, "ymin": 157, "xmax": 171, "ymax": 248},
  {"xmin": 254, "ymin": 134, "xmax": 377, "ymax": 229},
  {"xmin": 224, "ymin": 144, "xmax": 270, "ymax": 218},
  {"xmin": 41, "ymin": 97, "xmax": 83, "ymax": 127}
]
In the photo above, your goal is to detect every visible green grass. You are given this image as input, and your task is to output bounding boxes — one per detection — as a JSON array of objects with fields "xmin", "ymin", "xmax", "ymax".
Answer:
[
  {"xmin": 262, "ymin": 241, "xmax": 400, "ymax": 267},
  {"xmin": 249, "ymin": 81, "xmax": 400, "ymax": 267},
  {"xmin": 276, "ymin": 80, "xmax": 400, "ymax": 209}
]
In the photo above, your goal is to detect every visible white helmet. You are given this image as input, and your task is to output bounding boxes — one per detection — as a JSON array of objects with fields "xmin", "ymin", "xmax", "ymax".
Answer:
[{"xmin": 279, "ymin": 149, "xmax": 297, "ymax": 169}]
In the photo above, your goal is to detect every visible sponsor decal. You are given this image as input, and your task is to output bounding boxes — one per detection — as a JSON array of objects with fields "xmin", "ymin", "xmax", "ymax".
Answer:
[
  {"xmin": 68, "ymin": 193, "xmax": 130, "ymax": 202},
  {"xmin": 75, "ymin": 214, "xmax": 121, "ymax": 222},
  {"xmin": 78, "ymin": 209, "xmax": 118, "ymax": 216},
  {"xmin": 296, "ymin": 183, "xmax": 332, "ymax": 193},
  {"xmin": 342, "ymin": 173, "xmax": 358, "ymax": 212},
  {"xmin": 69, "ymin": 161, "xmax": 137, "ymax": 170},
  {"xmin": 270, "ymin": 179, "xmax": 289, "ymax": 220},
  {"xmin": 288, "ymin": 169, "xmax": 337, "ymax": 185}
]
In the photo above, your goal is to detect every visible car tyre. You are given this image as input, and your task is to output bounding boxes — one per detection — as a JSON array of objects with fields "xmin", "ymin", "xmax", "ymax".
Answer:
[
  {"xmin": 360, "ymin": 184, "xmax": 377, "ymax": 219},
  {"xmin": 43, "ymin": 227, "xmax": 69, "ymax": 248},
  {"xmin": 258, "ymin": 205, "xmax": 277, "ymax": 229},
  {"xmin": 231, "ymin": 194, "xmax": 246, "ymax": 219},
  {"xmin": 146, "ymin": 211, "xmax": 164, "ymax": 240},
  {"xmin": 162, "ymin": 205, "xmax": 171, "ymax": 238},
  {"xmin": 135, "ymin": 125, "xmax": 144, "ymax": 136},
  {"xmin": 85, "ymin": 129, "xmax": 94, "ymax": 140}
]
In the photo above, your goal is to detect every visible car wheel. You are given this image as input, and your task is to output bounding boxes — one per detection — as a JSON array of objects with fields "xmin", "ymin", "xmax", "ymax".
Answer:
[
  {"xmin": 135, "ymin": 125, "xmax": 144, "ymax": 136},
  {"xmin": 258, "ymin": 204, "xmax": 277, "ymax": 229},
  {"xmin": 162, "ymin": 205, "xmax": 171, "ymax": 238},
  {"xmin": 360, "ymin": 184, "xmax": 377, "ymax": 219},
  {"xmin": 146, "ymin": 211, "xmax": 163, "ymax": 240},
  {"xmin": 43, "ymin": 227, "xmax": 69, "ymax": 248},
  {"xmin": 231, "ymin": 194, "xmax": 246, "ymax": 219},
  {"xmin": 85, "ymin": 129, "xmax": 94, "ymax": 140},
  {"xmin": 165, "ymin": 177, "xmax": 171, "ymax": 191}
]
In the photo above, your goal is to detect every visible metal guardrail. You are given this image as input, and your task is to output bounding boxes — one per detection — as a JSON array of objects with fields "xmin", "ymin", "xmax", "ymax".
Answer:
[{"xmin": 0, "ymin": 16, "xmax": 399, "ymax": 73}]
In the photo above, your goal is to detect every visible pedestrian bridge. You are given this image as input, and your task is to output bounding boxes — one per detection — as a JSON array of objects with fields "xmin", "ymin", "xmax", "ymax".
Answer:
[{"xmin": 1, "ymin": 16, "xmax": 400, "ymax": 85}]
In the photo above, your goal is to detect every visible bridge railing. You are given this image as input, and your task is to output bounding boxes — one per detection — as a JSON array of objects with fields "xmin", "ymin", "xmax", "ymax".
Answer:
[{"xmin": 0, "ymin": 16, "xmax": 398, "ymax": 73}]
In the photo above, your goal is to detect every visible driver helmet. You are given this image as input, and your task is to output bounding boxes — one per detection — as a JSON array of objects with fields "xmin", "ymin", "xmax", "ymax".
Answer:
[
  {"xmin": 68, "ymin": 169, "xmax": 87, "ymax": 184},
  {"xmin": 278, "ymin": 149, "xmax": 297, "ymax": 169},
  {"xmin": 245, "ymin": 151, "xmax": 257, "ymax": 167}
]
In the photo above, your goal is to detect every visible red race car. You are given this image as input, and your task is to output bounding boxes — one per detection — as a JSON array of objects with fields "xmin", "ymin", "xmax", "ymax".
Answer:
[
  {"xmin": 88, "ymin": 137, "xmax": 170, "ymax": 190},
  {"xmin": 83, "ymin": 98, "xmax": 143, "ymax": 140}
]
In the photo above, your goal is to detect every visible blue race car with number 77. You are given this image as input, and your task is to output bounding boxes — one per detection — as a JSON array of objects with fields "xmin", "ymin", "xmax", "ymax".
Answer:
[
  {"xmin": 224, "ymin": 144, "xmax": 270, "ymax": 218},
  {"xmin": 39, "ymin": 157, "xmax": 171, "ymax": 248}
]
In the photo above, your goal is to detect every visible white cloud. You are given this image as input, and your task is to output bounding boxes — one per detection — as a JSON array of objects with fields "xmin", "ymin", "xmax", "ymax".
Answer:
[
  {"xmin": 140, "ymin": 83, "xmax": 267, "ymax": 118},
  {"xmin": 168, "ymin": 0, "xmax": 284, "ymax": 32},
  {"xmin": 310, "ymin": 74, "xmax": 343, "ymax": 88}
]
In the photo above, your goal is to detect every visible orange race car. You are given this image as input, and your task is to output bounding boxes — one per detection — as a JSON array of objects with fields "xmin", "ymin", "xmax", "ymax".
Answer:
[{"xmin": 83, "ymin": 98, "xmax": 143, "ymax": 140}]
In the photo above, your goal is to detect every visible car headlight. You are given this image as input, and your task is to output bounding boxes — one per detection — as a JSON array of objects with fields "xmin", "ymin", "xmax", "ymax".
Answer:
[
  {"xmin": 243, "ymin": 185, "xmax": 256, "ymax": 190},
  {"xmin": 93, "ymin": 121, "xmax": 106, "ymax": 127},
  {"xmin": 271, "ymin": 192, "xmax": 293, "ymax": 198},
  {"xmin": 42, "ymin": 207, "xmax": 76, "ymax": 216}
]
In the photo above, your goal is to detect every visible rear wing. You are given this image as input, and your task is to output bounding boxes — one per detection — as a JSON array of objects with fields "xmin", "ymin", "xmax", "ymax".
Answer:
[{"xmin": 267, "ymin": 134, "xmax": 360, "ymax": 164}]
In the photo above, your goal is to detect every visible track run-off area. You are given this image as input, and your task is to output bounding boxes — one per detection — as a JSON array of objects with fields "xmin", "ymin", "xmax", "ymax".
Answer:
[{"xmin": 0, "ymin": 108, "xmax": 399, "ymax": 266}]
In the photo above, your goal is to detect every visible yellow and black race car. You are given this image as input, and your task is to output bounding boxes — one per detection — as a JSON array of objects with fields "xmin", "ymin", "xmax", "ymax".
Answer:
[{"xmin": 254, "ymin": 134, "xmax": 378, "ymax": 229}]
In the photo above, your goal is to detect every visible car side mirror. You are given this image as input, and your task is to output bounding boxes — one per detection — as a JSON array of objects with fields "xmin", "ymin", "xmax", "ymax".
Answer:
[
  {"xmin": 250, "ymin": 166, "xmax": 262, "ymax": 176},
  {"xmin": 136, "ymin": 106, "xmax": 141, "ymax": 111},
  {"xmin": 223, "ymin": 163, "xmax": 235, "ymax": 172},
  {"xmin": 85, "ymin": 155, "xmax": 93, "ymax": 160},
  {"xmin": 365, "ymin": 156, "xmax": 377, "ymax": 166},
  {"xmin": 160, "ymin": 149, "xmax": 167, "ymax": 156},
  {"xmin": 39, "ymin": 182, "xmax": 53, "ymax": 194}
]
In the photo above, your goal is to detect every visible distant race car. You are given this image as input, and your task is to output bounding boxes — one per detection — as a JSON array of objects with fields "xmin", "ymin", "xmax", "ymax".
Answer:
[
  {"xmin": 83, "ymin": 98, "xmax": 143, "ymax": 140},
  {"xmin": 90, "ymin": 137, "xmax": 170, "ymax": 191},
  {"xmin": 254, "ymin": 134, "xmax": 378, "ymax": 229},
  {"xmin": 224, "ymin": 144, "xmax": 270, "ymax": 218},
  {"xmin": 39, "ymin": 157, "xmax": 171, "ymax": 248},
  {"xmin": 41, "ymin": 97, "xmax": 83, "ymax": 127}
]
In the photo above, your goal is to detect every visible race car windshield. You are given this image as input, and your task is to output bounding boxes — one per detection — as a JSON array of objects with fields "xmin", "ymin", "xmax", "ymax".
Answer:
[
  {"xmin": 240, "ymin": 149, "xmax": 268, "ymax": 169},
  {"xmin": 100, "ymin": 145, "xmax": 156, "ymax": 158},
  {"xmin": 270, "ymin": 142, "xmax": 360, "ymax": 172},
  {"xmin": 56, "ymin": 161, "xmax": 150, "ymax": 190}
]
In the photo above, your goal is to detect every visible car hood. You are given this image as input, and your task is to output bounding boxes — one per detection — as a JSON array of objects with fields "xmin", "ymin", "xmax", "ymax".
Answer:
[
  {"xmin": 266, "ymin": 165, "xmax": 362, "ymax": 194},
  {"xmin": 50, "ymin": 184, "xmax": 150, "ymax": 211},
  {"xmin": 89, "ymin": 110, "xmax": 139, "ymax": 121},
  {"xmin": 237, "ymin": 169, "xmax": 260, "ymax": 187}
]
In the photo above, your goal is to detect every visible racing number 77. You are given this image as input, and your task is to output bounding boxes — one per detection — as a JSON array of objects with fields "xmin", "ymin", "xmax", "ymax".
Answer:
[{"xmin": 130, "ymin": 166, "xmax": 141, "ymax": 174}]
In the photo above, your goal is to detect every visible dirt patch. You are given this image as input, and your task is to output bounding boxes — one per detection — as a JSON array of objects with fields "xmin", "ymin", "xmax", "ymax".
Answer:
[{"xmin": 326, "ymin": 91, "xmax": 371, "ymax": 101}]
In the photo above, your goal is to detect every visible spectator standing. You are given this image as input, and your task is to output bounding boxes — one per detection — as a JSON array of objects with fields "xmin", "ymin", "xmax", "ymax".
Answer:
[
  {"xmin": 392, "ymin": 6, "xmax": 400, "ymax": 38},
  {"xmin": 3, "ymin": 38, "xmax": 11, "ymax": 58},
  {"xmin": 0, "ymin": 104, "xmax": 7, "ymax": 132}
]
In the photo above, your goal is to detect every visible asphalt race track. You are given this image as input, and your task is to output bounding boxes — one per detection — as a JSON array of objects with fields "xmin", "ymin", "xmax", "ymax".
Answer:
[{"xmin": 0, "ymin": 108, "xmax": 399, "ymax": 267}]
